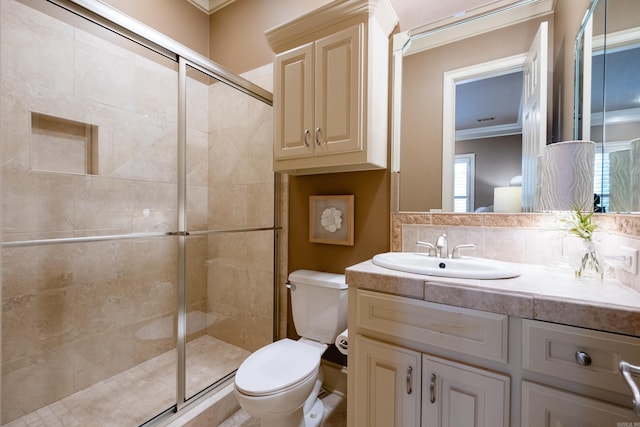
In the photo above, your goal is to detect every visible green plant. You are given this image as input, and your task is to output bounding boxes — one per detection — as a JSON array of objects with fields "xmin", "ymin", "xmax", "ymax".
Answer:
[{"xmin": 565, "ymin": 208, "xmax": 597, "ymax": 241}]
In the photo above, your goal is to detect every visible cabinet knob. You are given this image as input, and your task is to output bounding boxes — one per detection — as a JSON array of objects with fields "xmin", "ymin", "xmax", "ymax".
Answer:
[
  {"xmin": 315, "ymin": 127, "xmax": 322, "ymax": 145},
  {"xmin": 575, "ymin": 351, "xmax": 592, "ymax": 366}
]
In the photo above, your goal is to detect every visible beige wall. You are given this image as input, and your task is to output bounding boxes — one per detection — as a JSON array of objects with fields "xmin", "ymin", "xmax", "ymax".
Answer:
[
  {"xmin": 102, "ymin": 0, "xmax": 210, "ymax": 57},
  {"xmin": 286, "ymin": 169, "xmax": 391, "ymax": 351},
  {"xmin": 552, "ymin": 0, "xmax": 591, "ymax": 142},
  {"xmin": 208, "ymin": 0, "xmax": 330, "ymax": 75}
]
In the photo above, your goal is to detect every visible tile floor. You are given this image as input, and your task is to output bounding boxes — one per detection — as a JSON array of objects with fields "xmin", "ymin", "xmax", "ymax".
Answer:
[{"xmin": 3, "ymin": 336, "xmax": 249, "ymax": 427}]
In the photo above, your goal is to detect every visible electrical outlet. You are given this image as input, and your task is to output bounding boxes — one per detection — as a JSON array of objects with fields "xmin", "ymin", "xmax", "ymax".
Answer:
[{"xmin": 620, "ymin": 246, "xmax": 638, "ymax": 275}]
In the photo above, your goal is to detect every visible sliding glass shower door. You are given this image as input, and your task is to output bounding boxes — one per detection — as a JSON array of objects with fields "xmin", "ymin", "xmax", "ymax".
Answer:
[
  {"xmin": 1, "ymin": 0, "xmax": 275, "ymax": 425},
  {"xmin": 1, "ymin": 1, "xmax": 181, "ymax": 423},
  {"xmin": 182, "ymin": 63, "xmax": 275, "ymax": 402}
]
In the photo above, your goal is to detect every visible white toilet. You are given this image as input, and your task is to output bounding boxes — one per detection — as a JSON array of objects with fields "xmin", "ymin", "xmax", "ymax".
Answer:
[{"xmin": 234, "ymin": 269, "xmax": 348, "ymax": 427}]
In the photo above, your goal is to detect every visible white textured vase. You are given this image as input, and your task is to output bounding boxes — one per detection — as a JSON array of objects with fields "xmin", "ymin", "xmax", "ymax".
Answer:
[
  {"xmin": 539, "ymin": 141, "xmax": 595, "ymax": 212},
  {"xmin": 609, "ymin": 149, "xmax": 632, "ymax": 213}
]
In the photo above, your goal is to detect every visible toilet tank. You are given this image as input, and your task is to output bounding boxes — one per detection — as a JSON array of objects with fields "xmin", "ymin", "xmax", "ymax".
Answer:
[{"xmin": 288, "ymin": 270, "xmax": 348, "ymax": 344}]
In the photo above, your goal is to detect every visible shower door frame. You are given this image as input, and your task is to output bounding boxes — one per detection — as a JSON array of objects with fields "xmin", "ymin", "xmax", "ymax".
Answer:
[{"xmin": 7, "ymin": 0, "xmax": 279, "ymax": 420}]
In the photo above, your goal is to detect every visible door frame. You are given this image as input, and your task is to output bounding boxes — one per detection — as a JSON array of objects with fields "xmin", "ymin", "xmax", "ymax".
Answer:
[{"xmin": 442, "ymin": 54, "xmax": 527, "ymax": 212}]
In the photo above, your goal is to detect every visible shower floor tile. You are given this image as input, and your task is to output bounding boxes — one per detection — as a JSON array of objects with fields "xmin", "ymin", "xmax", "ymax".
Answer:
[{"xmin": 3, "ymin": 336, "xmax": 249, "ymax": 427}]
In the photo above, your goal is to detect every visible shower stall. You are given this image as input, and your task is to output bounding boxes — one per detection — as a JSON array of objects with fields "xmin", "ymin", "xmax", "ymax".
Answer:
[{"xmin": 1, "ymin": 0, "xmax": 279, "ymax": 425}]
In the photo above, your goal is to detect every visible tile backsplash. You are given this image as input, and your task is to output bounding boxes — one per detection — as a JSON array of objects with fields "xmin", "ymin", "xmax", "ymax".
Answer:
[{"xmin": 392, "ymin": 212, "xmax": 640, "ymax": 291}]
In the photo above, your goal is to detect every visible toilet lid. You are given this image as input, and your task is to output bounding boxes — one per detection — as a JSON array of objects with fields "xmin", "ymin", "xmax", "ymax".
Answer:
[{"xmin": 235, "ymin": 339, "xmax": 320, "ymax": 396}]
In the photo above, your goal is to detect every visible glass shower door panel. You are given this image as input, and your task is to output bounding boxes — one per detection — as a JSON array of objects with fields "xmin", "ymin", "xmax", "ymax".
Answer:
[
  {"xmin": 1, "ymin": 2, "xmax": 179, "ymax": 424},
  {"xmin": 184, "ymin": 66, "xmax": 275, "ymax": 399},
  {"xmin": 1, "ymin": 236, "xmax": 179, "ymax": 425},
  {"xmin": 185, "ymin": 230, "xmax": 274, "ymax": 400}
]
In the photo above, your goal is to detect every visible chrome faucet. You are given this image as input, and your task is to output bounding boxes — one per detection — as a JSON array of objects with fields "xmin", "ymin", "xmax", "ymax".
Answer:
[{"xmin": 436, "ymin": 234, "xmax": 448, "ymax": 258}]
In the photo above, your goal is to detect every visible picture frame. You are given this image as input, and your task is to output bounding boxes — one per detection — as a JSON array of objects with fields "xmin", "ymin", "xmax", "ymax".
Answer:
[{"xmin": 309, "ymin": 195, "xmax": 355, "ymax": 246}]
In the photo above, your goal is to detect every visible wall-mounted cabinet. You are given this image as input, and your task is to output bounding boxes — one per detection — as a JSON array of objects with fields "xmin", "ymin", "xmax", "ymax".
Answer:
[{"xmin": 266, "ymin": 0, "xmax": 398, "ymax": 175}]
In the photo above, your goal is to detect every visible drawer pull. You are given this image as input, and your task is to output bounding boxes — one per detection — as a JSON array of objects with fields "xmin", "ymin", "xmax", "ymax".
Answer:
[
  {"xmin": 620, "ymin": 361, "xmax": 640, "ymax": 415},
  {"xmin": 406, "ymin": 366, "xmax": 413, "ymax": 395},
  {"xmin": 575, "ymin": 351, "xmax": 592, "ymax": 366},
  {"xmin": 430, "ymin": 373, "xmax": 437, "ymax": 403}
]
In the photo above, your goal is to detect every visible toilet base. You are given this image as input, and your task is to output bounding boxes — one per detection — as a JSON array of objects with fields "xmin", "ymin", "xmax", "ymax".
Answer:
[
  {"xmin": 246, "ymin": 379, "xmax": 325, "ymax": 427},
  {"xmin": 304, "ymin": 398, "xmax": 324, "ymax": 427}
]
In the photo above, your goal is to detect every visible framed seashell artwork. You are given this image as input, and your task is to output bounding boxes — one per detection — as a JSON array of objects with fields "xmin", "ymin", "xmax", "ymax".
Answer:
[{"xmin": 309, "ymin": 195, "xmax": 355, "ymax": 245}]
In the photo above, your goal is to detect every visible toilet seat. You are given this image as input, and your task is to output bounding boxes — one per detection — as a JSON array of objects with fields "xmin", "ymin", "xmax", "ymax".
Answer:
[{"xmin": 235, "ymin": 338, "xmax": 321, "ymax": 397}]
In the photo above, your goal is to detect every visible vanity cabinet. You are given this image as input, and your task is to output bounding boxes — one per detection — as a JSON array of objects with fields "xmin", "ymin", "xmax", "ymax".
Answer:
[
  {"xmin": 522, "ymin": 381, "xmax": 637, "ymax": 427},
  {"xmin": 521, "ymin": 319, "xmax": 640, "ymax": 426},
  {"xmin": 351, "ymin": 289, "xmax": 510, "ymax": 427},
  {"xmin": 347, "ymin": 287, "xmax": 640, "ymax": 427},
  {"xmin": 265, "ymin": 0, "xmax": 397, "ymax": 175}
]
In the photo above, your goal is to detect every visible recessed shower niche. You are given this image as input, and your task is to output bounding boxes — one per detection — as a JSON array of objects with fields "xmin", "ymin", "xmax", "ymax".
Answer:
[{"xmin": 30, "ymin": 112, "xmax": 98, "ymax": 175}]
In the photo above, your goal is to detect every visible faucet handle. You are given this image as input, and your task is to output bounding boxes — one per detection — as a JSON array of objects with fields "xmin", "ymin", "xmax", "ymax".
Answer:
[
  {"xmin": 416, "ymin": 240, "xmax": 436, "ymax": 256},
  {"xmin": 451, "ymin": 244, "xmax": 476, "ymax": 259}
]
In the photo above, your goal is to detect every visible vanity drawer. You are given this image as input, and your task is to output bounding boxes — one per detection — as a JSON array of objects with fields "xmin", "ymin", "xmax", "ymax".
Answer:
[
  {"xmin": 522, "ymin": 319, "xmax": 640, "ymax": 395},
  {"xmin": 356, "ymin": 289, "xmax": 508, "ymax": 363}
]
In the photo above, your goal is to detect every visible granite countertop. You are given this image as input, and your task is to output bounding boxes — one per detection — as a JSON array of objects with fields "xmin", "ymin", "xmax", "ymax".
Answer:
[{"xmin": 346, "ymin": 259, "xmax": 640, "ymax": 337}]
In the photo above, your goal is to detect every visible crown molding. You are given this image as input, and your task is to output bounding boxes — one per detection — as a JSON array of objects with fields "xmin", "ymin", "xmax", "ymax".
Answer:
[
  {"xmin": 186, "ymin": 0, "xmax": 236, "ymax": 15},
  {"xmin": 265, "ymin": 0, "xmax": 398, "ymax": 54},
  {"xmin": 399, "ymin": 0, "xmax": 554, "ymax": 56}
]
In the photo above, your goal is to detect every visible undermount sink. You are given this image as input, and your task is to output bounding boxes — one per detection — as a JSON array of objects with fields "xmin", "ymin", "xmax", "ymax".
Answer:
[{"xmin": 371, "ymin": 252, "xmax": 520, "ymax": 280}]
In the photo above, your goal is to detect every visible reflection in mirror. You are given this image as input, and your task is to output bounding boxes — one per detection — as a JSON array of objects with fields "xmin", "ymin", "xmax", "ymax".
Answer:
[
  {"xmin": 576, "ymin": 0, "xmax": 640, "ymax": 213},
  {"xmin": 392, "ymin": 0, "xmax": 556, "ymax": 213},
  {"xmin": 453, "ymin": 71, "xmax": 523, "ymax": 213}
]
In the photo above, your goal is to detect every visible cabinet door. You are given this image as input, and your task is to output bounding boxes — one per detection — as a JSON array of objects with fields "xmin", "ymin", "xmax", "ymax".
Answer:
[
  {"xmin": 522, "ymin": 381, "xmax": 639, "ymax": 427},
  {"xmin": 314, "ymin": 24, "xmax": 362, "ymax": 156},
  {"xmin": 273, "ymin": 42, "xmax": 314, "ymax": 160},
  {"xmin": 354, "ymin": 335, "xmax": 421, "ymax": 427},
  {"xmin": 422, "ymin": 355, "xmax": 510, "ymax": 427}
]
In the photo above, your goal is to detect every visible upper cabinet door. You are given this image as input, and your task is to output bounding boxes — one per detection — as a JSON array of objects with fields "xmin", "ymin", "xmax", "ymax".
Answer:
[
  {"xmin": 314, "ymin": 24, "xmax": 362, "ymax": 156},
  {"xmin": 274, "ymin": 42, "xmax": 314, "ymax": 160}
]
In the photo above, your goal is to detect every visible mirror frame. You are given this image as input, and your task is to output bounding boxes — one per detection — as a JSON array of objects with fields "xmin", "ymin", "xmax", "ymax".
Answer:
[{"xmin": 574, "ymin": 0, "xmax": 599, "ymax": 140}]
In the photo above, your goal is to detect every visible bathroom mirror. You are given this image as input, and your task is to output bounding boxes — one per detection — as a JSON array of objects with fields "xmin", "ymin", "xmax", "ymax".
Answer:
[
  {"xmin": 390, "ymin": 0, "xmax": 636, "ymax": 214},
  {"xmin": 575, "ymin": 0, "xmax": 640, "ymax": 213}
]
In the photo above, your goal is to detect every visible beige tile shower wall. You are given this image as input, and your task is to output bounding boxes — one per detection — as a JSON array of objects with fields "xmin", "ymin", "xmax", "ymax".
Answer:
[
  {"xmin": 0, "ymin": 0, "xmax": 207, "ymax": 422},
  {"xmin": 205, "ymin": 64, "xmax": 276, "ymax": 353},
  {"xmin": 392, "ymin": 213, "xmax": 640, "ymax": 291}
]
